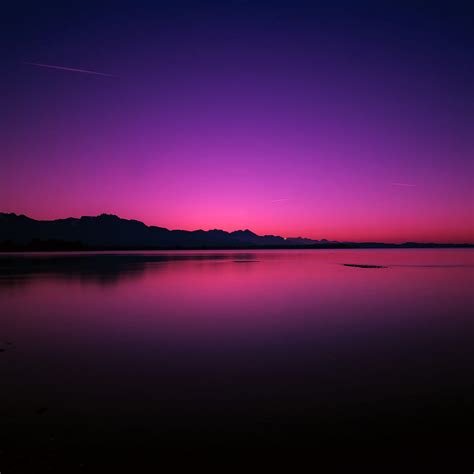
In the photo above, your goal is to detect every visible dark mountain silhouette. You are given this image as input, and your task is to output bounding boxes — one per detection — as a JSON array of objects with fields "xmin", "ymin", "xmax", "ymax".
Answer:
[
  {"xmin": 0, "ymin": 212, "xmax": 472, "ymax": 250},
  {"xmin": 230, "ymin": 229, "xmax": 287, "ymax": 246},
  {"xmin": 0, "ymin": 213, "xmax": 322, "ymax": 249}
]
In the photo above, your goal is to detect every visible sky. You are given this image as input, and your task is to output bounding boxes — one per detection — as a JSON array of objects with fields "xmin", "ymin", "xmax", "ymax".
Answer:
[{"xmin": 2, "ymin": 0, "xmax": 473, "ymax": 243}]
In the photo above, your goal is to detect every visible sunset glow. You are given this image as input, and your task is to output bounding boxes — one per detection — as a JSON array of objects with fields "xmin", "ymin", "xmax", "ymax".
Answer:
[{"xmin": 2, "ymin": 2, "xmax": 473, "ymax": 243}]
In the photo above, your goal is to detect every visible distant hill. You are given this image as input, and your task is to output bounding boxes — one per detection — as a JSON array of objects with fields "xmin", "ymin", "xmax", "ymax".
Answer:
[
  {"xmin": 0, "ymin": 213, "xmax": 322, "ymax": 250},
  {"xmin": 0, "ymin": 213, "xmax": 472, "ymax": 250}
]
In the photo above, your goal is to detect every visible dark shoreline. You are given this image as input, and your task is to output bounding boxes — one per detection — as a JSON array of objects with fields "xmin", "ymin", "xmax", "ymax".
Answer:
[
  {"xmin": 1, "ymin": 241, "xmax": 473, "ymax": 252},
  {"xmin": 2, "ymin": 213, "xmax": 472, "ymax": 252}
]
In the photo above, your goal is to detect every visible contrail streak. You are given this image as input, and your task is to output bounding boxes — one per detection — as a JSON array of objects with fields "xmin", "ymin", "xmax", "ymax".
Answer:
[
  {"xmin": 23, "ymin": 62, "xmax": 116, "ymax": 77},
  {"xmin": 271, "ymin": 198, "xmax": 289, "ymax": 202},
  {"xmin": 391, "ymin": 183, "xmax": 416, "ymax": 187}
]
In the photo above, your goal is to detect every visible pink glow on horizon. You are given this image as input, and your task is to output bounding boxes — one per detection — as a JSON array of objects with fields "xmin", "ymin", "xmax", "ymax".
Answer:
[{"xmin": 3, "ymin": 135, "xmax": 473, "ymax": 243}]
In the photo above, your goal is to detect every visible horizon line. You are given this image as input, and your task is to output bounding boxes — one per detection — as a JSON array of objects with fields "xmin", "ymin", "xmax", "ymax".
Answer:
[{"xmin": 1, "ymin": 211, "xmax": 472, "ymax": 246}]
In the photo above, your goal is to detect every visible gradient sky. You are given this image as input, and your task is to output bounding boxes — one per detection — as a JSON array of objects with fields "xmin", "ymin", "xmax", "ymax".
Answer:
[{"xmin": 2, "ymin": 0, "xmax": 473, "ymax": 242}]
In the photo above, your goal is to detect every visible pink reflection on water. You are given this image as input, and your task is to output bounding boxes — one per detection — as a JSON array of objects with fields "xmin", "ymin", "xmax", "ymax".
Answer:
[{"xmin": 1, "ymin": 250, "xmax": 473, "ymax": 349}]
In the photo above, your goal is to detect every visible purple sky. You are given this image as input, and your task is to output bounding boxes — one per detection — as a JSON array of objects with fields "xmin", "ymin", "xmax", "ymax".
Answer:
[{"xmin": 2, "ymin": 1, "xmax": 473, "ymax": 242}]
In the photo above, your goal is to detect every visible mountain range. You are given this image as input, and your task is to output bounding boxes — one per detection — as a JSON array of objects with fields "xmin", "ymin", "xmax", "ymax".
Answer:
[{"xmin": 0, "ymin": 213, "xmax": 471, "ymax": 250}]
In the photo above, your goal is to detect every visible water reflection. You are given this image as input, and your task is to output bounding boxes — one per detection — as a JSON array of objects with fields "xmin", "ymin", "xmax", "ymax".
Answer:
[
  {"xmin": 0, "ymin": 252, "xmax": 260, "ymax": 287},
  {"xmin": 0, "ymin": 249, "xmax": 473, "ymax": 469}
]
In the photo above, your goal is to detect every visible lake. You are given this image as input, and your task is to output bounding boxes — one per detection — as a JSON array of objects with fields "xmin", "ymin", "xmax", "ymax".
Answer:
[{"xmin": 1, "ymin": 249, "xmax": 473, "ymax": 469}]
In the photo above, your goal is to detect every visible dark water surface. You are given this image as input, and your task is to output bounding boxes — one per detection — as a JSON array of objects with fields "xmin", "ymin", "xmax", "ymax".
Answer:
[{"xmin": 1, "ymin": 249, "xmax": 473, "ymax": 469}]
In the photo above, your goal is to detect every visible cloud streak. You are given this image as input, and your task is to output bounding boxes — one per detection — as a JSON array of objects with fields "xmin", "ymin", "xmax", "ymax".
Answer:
[
  {"xmin": 391, "ymin": 182, "xmax": 416, "ymax": 187},
  {"xmin": 23, "ymin": 62, "xmax": 116, "ymax": 77},
  {"xmin": 271, "ymin": 198, "xmax": 289, "ymax": 203}
]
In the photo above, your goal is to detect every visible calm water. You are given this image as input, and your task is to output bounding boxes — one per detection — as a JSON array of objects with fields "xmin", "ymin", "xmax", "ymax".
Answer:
[{"xmin": 1, "ymin": 249, "xmax": 473, "ymax": 469}]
